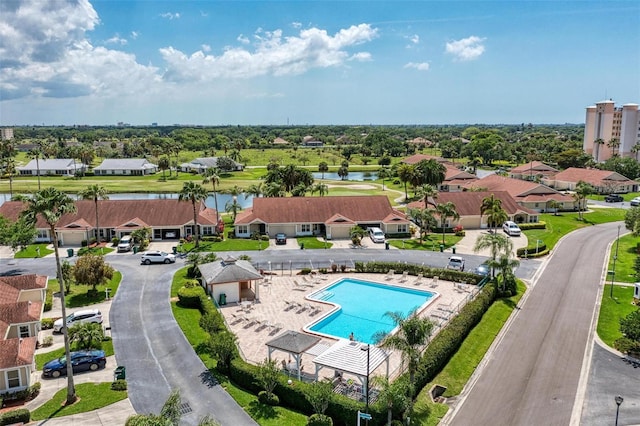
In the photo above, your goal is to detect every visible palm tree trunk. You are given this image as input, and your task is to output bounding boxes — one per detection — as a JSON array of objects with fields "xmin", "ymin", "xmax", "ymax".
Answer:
[
  {"xmin": 52, "ymin": 228, "xmax": 76, "ymax": 405},
  {"xmin": 94, "ymin": 199, "xmax": 100, "ymax": 243},
  {"xmin": 192, "ymin": 202, "xmax": 200, "ymax": 248},
  {"xmin": 36, "ymin": 158, "xmax": 41, "ymax": 190}
]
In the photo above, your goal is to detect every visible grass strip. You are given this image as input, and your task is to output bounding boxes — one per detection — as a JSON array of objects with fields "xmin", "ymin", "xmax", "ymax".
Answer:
[{"xmin": 597, "ymin": 285, "xmax": 637, "ymax": 347}]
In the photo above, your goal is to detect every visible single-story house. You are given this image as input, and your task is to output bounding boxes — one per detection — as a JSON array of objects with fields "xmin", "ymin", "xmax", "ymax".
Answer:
[
  {"xmin": 179, "ymin": 157, "xmax": 244, "ymax": 173},
  {"xmin": 198, "ymin": 257, "xmax": 263, "ymax": 304},
  {"xmin": 407, "ymin": 191, "xmax": 539, "ymax": 229},
  {"xmin": 441, "ymin": 165, "xmax": 478, "ymax": 192},
  {"xmin": 464, "ymin": 174, "xmax": 575, "ymax": 213},
  {"xmin": 408, "ymin": 137, "xmax": 434, "ymax": 146},
  {"xmin": 0, "ymin": 199, "xmax": 219, "ymax": 245},
  {"xmin": 0, "ymin": 275, "xmax": 47, "ymax": 395},
  {"xmin": 234, "ymin": 196, "xmax": 411, "ymax": 240},
  {"xmin": 302, "ymin": 136, "xmax": 323, "ymax": 147},
  {"xmin": 509, "ymin": 161, "xmax": 559, "ymax": 181},
  {"xmin": 273, "ymin": 137, "xmax": 289, "ymax": 145},
  {"xmin": 541, "ymin": 168, "xmax": 638, "ymax": 194},
  {"xmin": 93, "ymin": 158, "xmax": 158, "ymax": 176},
  {"xmin": 17, "ymin": 159, "xmax": 87, "ymax": 177}
]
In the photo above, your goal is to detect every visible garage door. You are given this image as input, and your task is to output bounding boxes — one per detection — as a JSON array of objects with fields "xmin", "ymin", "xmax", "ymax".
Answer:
[{"xmin": 61, "ymin": 232, "xmax": 85, "ymax": 245}]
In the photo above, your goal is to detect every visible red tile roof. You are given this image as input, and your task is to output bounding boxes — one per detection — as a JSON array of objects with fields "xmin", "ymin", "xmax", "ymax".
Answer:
[
  {"xmin": 0, "ymin": 275, "xmax": 47, "ymax": 291},
  {"xmin": 549, "ymin": 167, "xmax": 636, "ymax": 187},
  {"xmin": 0, "ymin": 337, "xmax": 37, "ymax": 369},
  {"xmin": 510, "ymin": 161, "xmax": 558, "ymax": 174},
  {"xmin": 402, "ymin": 154, "xmax": 445, "ymax": 164},
  {"xmin": 235, "ymin": 196, "xmax": 408, "ymax": 225},
  {"xmin": 464, "ymin": 174, "xmax": 572, "ymax": 202}
]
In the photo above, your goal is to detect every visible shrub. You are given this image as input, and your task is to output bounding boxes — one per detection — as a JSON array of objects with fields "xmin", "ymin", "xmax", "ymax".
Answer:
[
  {"xmin": 41, "ymin": 318, "xmax": 54, "ymax": 330},
  {"xmin": 44, "ymin": 287, "xmax": 53, "ymax": 312},
  {"xmin": 112, "ymin": 237, "xmax": 119, "ymax": 245},
  {"xmin": 301, "ymin": 268, "xmax": 312, "ymax": 275},
  {"xmin": 177, "ymin": 285, "xmax": 205, "ymax": 308},
  {"xmin": 42, "ymin": 336, "xmax": 54, "ymax": 347},
  {"xmin": 199, "ymin": 312, "xmax": 225, "ymax": 334},
  {"xmin": 183, "ymin": 279, "xmax": 199, "ymax": 288},
  {"xmin": 27, "ymin": 382, "xmax": 40, "ymax": 400},
  {"xmin": 307, "ymin": 414, "xmax": 333, "ymax": 426},
  {"xmin": 0, "ymin": 408, "xmax": 30, "ymax": 425},
  {"xmin": 258, "ymin": 390, "xmax": 280, "ymax": 406},
  {"xmin": 111, "ymin": 379, "xmax": 128, "ymax": 391},
  {"xmin": 518, "ymin": 222, "xmax": 546, "ymax": 230}
]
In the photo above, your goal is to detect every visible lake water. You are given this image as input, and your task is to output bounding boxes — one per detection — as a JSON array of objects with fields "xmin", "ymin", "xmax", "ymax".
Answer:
[{"xmin": 312, "ymin": 171, "xmax": 379, "ymax": 181}]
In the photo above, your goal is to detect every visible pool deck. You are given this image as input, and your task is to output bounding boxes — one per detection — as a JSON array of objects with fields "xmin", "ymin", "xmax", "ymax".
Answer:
[{"xmin": 220, "ymin": 271, "xmax": 479, "ymax": 383}]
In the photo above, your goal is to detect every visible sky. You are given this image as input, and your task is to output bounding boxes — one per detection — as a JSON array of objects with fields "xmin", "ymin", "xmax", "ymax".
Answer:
[{"xmin": 0, "ymin": 1, "xmax": 639, "ymax": 126}]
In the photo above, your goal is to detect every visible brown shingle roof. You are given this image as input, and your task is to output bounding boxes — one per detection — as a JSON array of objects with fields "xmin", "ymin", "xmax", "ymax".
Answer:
[
  {"xmin": 0, "ymin": 337, "xmax": 37, "ymax": 369},
  {"xmin": 407, "ymin": 191, "xmax": 536, "ymax": 216},
  {"xmin": 235, "ymin": 196, "xmax": 408, "ymax": 225},
  {"xmin": 510, "ymin": 161, "xmax": 559, "ymax": 174},
  {"xmin": 549, "ymin": 167, "xmax": 635, "ymax": 187},
  {"xmin": 464, "ymin": 174, "xmax": 567, "ymax": 198},
  {"xmin": 0, "ymin": 275, "xmax": 47, "ymax": 292}
]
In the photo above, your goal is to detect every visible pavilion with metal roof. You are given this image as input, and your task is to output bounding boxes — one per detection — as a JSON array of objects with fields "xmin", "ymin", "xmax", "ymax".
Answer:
[{"xmin": 266, "ymin": 330, "xmax": 322, "ymax": 380}]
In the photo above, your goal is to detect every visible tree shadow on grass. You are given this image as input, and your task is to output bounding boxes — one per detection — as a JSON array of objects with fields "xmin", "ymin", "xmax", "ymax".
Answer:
[{"xmin": 246, "ymin": 399, "xmax": 279, "ymax": 420}]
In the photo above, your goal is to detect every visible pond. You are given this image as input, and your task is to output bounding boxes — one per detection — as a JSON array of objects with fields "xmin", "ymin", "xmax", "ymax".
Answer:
[{"xmin": 312, "ymin": 171, "xmax": 379, "ymax": 181}]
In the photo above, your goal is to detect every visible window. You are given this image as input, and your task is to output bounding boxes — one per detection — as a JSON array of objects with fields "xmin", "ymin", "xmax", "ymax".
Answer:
[
  {"xmin": 236, "ymin": 225, "xmax": 248, "ymax": 234},
  {"xmin": 300, "ymin": 224, "xmax": 311, "ymax": 233},
  {"xmin": 37, "ymin": 230, "xmax": 48, "ymax": 239},
  {"xmin": 397, "ymin": 224, "xmax": 408, "ymax": 233},
  {"xmin": 6, "ymin": 370, "xmax": 20, "ymax": 389},
  {"xmin": 202, "ymin": 226, "xmax": 214, "ymax": 235},
  {"xmin": 19, "ymin": 325, "xmax": 29, "ymax": 338}
]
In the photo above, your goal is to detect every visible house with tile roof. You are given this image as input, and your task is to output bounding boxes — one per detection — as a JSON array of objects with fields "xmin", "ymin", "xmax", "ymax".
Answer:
[
  {"xmin": 17, "ymin": 159, "xmax": 87, "ymax": 177},
  {"xmin": 541, "ymin": 167, "xmax": 638, "ymax": 194},
  {"xmin": 0, "ymin": 199, "xmax": 219, "ymax": 245},
  {"xmin": 407, "ymin": 191, "xmax": 539, "ymax": 229},
  {"xmin": 509, "ymin": 161, "xmax": 559, "ymax": 181},
  {"xmin": 93, "ymin": 158, "xmax": 158, "ymax": 176},
  {"xmin": 0, "ymin": 275, "xmax": 47, "ymax": 395},
  {"xmin": 441, "ymin": 165, "xmax": 478, "ymax": 192},
  {"xmin": 464, "ymin": 174, "xmax": 575, "ymax": 213},
  {"xmin": 401, "ymin": 154, "xmax": 448, "ymax": 165},
  {"xmin": 234, "ymin": 196, "xmax": 410, "ymax": 240}
]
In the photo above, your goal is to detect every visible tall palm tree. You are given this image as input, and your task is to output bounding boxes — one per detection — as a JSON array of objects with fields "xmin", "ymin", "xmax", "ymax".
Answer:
[
  {"xmin": 480, "ymin": 194, "xmax": 503, "ymax": 232},
  {"xmin": 371, "ymin": 375, "xmax": 409, "ymax": 426},
  {"xmin": 408, "ymin": 207, "xmax": 437, "ymax": 243},
  {"xmin": 202, "ymin": 167, "xmax": 221, "ymax": 223},
  {"xmin": 311, "ymin": 182, "xmax": 329, "ymax": 197},
  {"xmin": 396, "ymin": 163, "xmax": 414, "ymax": 201},
  {"xmin": 4, "ymin": 158, "xmax": 16, "ymax": 197},
  {"xmin": 318, "ymin": 161, "xmax": 329, "ymax": 179},
  {"xmin": 573, "ymin": 180, "xmax": 594, "ymax": 221},
  {"xmin": 28, "ymin": 148, "xmax": 44, "ymax": 190},
  {"xmin": 473, "ymin": 232, "xmax": 513, "ymax": 278},
  {"xmin": 21, "ymin": 187, "xmax": 78, "ymax": 405},
  {"xmin": 178, "ymin": 182, "xmax": 208, "ymax": 248},
  {"xmin": 435, "ymin": 202, "xmax": 459, "ymax": 245},
  {"xmin": 245, "ymin": 182, "xmax": 264, "ymax": 199},
  {"xmin": 417, "ymin": 184, "xmax": 438, "ymax": 208},
  {"xmin": 378, "ymin": 167, "xmax": 391, "ymax": 191},
  {"xmin": 225, "ymin": 197, "xmax": 243, "ymax": 222},
  {"xmin": 79, "ymin": 185, "xmax": 109, "ymax": 242}
]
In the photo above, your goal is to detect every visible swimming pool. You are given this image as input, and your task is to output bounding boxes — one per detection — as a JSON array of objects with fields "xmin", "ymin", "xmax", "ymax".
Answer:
[{"xmin": 305, "ymin": 278, "xmax": 437, "ymax": 344}]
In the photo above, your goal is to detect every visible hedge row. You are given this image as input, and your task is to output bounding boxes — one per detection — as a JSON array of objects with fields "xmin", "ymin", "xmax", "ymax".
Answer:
[
  {"xmin": 354, "ymin": 261, "xmax": 483, "ymax": 285},
  {"xmin": 516, "ymin": 243, "xmax": 547, "ymax": 257},
  {"xmin": 518, "ymin": 221, "xmax": 546, "ymax": 230},
  {"xmin": 0, "ymin": 408, "xmax": 30, "ymax": 425},
  {"xmin": 177, "ymin": 285, "xmax": 206, "ymax": 308}
]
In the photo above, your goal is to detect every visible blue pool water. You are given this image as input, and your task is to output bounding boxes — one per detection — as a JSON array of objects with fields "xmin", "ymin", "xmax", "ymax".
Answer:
[{"xmin": 306, "ymin": 278, "xmax": 436, "ymax": 344}]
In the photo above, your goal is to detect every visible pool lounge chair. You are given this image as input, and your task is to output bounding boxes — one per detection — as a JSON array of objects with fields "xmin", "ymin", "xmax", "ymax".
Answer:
[
  {"xmin": 385, "ymin": 270, "xmax": 395, "ymax": 281},
  {"xmin": 430, "ymin": 276, "xmax": 439, "ymax": 288},
  {"xmin": 398, "ymin": 271, "xmax": 409, "ymax": 282},
  {"xmin": 413, "ymin": 273, "xmax": 424, "ymax": 286}
]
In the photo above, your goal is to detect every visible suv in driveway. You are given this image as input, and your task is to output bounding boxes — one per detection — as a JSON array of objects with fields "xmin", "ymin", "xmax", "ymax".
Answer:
[
  {"xmin": 117, "ymin": 235, "xmax": 133, "ymax": 252},
  {"xmin": 140, "ymin": 250, "xmax": 176, "ymax": 264},
  {"xmin": 446, "ymin": 255, "xmax": 465, "ymax": 271},
  {"xmin": 53, "ymin": 309, "xmax": 103, "ymax": 333},
  {"xmin": 604, "ymin": 194, "xmax": 624, "ymax": 203},
  {"xmin": 275, "ymin": 233, "xmax": 287, "ymax": 245},
  {"xmin": 502, "ymin": 221, "xmax": 521, "ymax": 236}
]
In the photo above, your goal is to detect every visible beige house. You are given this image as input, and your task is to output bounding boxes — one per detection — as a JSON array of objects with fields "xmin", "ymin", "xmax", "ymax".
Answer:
[
  {"xmin": 0, "ymin": 275, "xmax": 47, "ymax": 394},
  {"xmin": 234, "ymin": 196, "xmax": 410, "ymax": 240},
  {"xmin": 542, "ymin": 167, "xmax": 638, "ymax": 194},
  {"xmin": 509, "ymin": 161, "xmax": 559, "ymax": 181},
  {"xmin": 198, "ymin": 257, "xmax": 263, "ymax": 304}
]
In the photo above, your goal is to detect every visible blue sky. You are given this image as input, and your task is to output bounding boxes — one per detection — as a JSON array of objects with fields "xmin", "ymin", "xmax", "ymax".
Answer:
[{"xmin": 1, "ymin": 1, "xmax": 638, "ymax": 126}]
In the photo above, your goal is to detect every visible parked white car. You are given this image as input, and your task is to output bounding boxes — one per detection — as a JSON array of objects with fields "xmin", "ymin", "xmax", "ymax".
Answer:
[
  {"xmin": 140, "ymin": 250, "xmax": 176, "ymax": 265},
  {"xmin": 117, "ymin": 235, "xmax": 133, "ymax": 252},
  {"xmin": 502, "ymin": 221, "xmax": 521, "ymax": 236},
  {"xmin": 446, "ymin": 255, "xmax": 465, "ymax": 271},
  {"xmin": 368, "ymin": 227, "xmax": 385, "ymax": 243},
  {"xmin": 631, "ymin": 197, "xmax": 640, "ymax": 207},
  {"xmin": 53, "ymin": 309, "xmax": 103, "ymax": 333}
]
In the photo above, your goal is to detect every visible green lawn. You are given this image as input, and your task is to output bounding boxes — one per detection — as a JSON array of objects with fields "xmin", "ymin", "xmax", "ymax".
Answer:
[
  {"xmin": 30, "ymin": 382, "xmax": 128, "ymax": 421},
  {"xmin": 77, "ymin": 246, "xmax": 115, "ymax": 256},
  {"xmin": 412, "ymin": 281, "xmax": 526, "ymax": 425},
  {"xmin": 523, "ymin": 208, "xmax": 627, "ymax": 252},
  {"xmin": 597, "ymin": 285, "xmax": 637, "ymax": 347},
  {"xmin": 388, "ymin": 234, "xmax": 463, "ymax": 251},
  {"xmin": 66, "ymin": 271, "xmax": 122, "ymax": 308},
  {"xmin": 180, "ymin": 238, "xmax": 264, "ymax": 252},
  {"xmin": 607, "ymin": 234, "xmax": 639, "ymax": 283},
  {"xmin": 296, "ymin": 236, "xmax": 333, "ymax": 249},
  {"xmin": 13, "ymin": 243, "xmax": 54, "ymax": 259},
  {"xmin": 35, "ymin": 339, "xmax": 115, "ymax": 370}
]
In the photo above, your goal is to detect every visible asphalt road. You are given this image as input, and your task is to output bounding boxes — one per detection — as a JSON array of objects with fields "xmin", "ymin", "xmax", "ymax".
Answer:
[{"xmin": 447, "ymin": 222, "xmax": 623, "ymax": 426}]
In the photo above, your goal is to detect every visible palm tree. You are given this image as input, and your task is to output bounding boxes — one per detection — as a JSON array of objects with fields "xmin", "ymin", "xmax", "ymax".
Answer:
[
  {"xmin": 396, "ymin": 163, "xmax": 414, "ymax": 201},
  {"xmin": 435, "ymin": 202, "xmax": 459, "ymax": 245},
  {"xmin": 79, "ymin": 185, "xmax": 109, "ymax": 242},
  {"xmin": 178, "ymin": 182, "xmax": 208, "ymax": 248},
  {"xmin": 371, "ymin": 375, "xmax": 409, "ymax": 426},
  {"xmin": 28, "ymin": 147, "xmax": 44, "ymax": 190},
  {"xmin": 318, "ymin": 161, "xmax": 329, "ymax": 179},
  {"xmin": 245, "ymin": 182, "xmax": 264, "ymax": 199},
  {"xmin": 593, "ymin": 138, "xmax": 604, "ymax": 161},
  {"xmin": 378, "ymin": 167, "xmax": 391, "ymax": 191},
  {"xmin": 4, "ymin": 158, "xmax": 16, "ymax": 197},
  {"xmin": 311, "ymin": 182, "xmax": 329, "ymax": 197},
  {"xmin": 607, "ymin": 138, "xmax": 620, "ymax": 157},
  {"xmin": 337, "ymin": 165, "xmax": 349, "ymax": 181},
  {"xmin": 21, "ymin": 187, "xmax": 78, "ymax": 405},
  {"xmin": 225, "ymin": 196, "xmax": 243, "ymax": 222},
  {"xmin": 158, "ymin": 156, "xmax": 170, "ymax": 180},
  {"xmin": 68, "ymin": 322, "xmax": 104, "ymax": 350},
  {"xmin": 480, "ymin": 194, "xmax": 504, "ymax": 232},
  {"xmin": 495, "ymin": 255, "xmax": 520, "ymax": 292},
  {"xmin": 547, "ymin": 199, "xmax": 560, "ymax": 215},
  {"xmin": 573, "ymin": 180, "xmax": 594, "ymax": 220},
  {"xmin": 417, "ymin": 184, "xmax": 438, "ymax": 208},
  {"xmin": 408, "ymin": 207, "xmax": 437, "ymax": 243},
  {"xmin": 202, "ymin": 167, "xmax": 221, "ymax": 223},
  {"xmin": 473, "ymin": 232, "xmax": 513, "ymax": 278}
]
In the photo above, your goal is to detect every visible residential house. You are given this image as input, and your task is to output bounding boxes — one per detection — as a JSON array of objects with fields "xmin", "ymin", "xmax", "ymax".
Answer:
[
  {"xmin": 408, "ymin": 137, "xmax": 434, "ymax": 146},
  {"xmin": 179, "ymin": 157, "xmax": 244, "ymax": 173},
  {"xmin": 198, "ymin": 257, "xmax": 263, "ymax": 304},
  {"xmin": 17, "ymin": 159, "xmax": 87, "ymax": 177},
  {"xmin": 464, "ymin": 174, "xmax": 575, "ymax": 213},
  {"xmin": 407, "ymin": 191, "xmax": 539, "ymax": 229},
  {"xmin": 0, "ymin": 275, "xmax": 47, "ymax": 395},
  {"xmin": 401, "ymin": 154, "xmax": 449, "ymax": 165},
  {"xmin": 234, "ymin": 196, "xmax": 410, "ymax": 240},
  {"xmin": 542, "ymin": 167, "xmax": 638, "ymax": 194},
  {"xmin": 272, "ymin": 137, "xmax": 289, "ymax": 145},
  {"xmin": 93, "ymin": 158, "xmax": 158, "ymax": 176},
  {"xmin": 509, "ymin": 161, "xmax": 559, "ymax": 181},
  {"xmin": 0, "ymin": 199, "xmax": 219, "ymax": 245},
  {"xmin": 441, "ymin": 165, "xmax": 478, "ymax": 192},
  {"xmin": 302, "ymin": 136, "xmax": 323, "ymax": 147}
]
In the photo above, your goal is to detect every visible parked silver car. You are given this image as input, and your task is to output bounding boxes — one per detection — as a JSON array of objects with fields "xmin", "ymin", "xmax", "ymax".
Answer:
[
  {"xmin": 53, "ymin": 309, "xmax": 103, "ymax": 333},
  {"xmin": 140, "ymin": 250, "xmax": 176, "ymax": 265}
]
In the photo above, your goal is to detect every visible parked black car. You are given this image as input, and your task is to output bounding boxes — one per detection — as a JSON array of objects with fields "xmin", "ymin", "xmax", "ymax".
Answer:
[
  {"xmin": 604, "ymin": 194, "xmax": 624, "ymax": 202},
  {"xmin": 43, "ymin": 350, "xmax": 106, "ymax": 378},
  {"xmin": 275, "ymin": 233, "xmax": 287, "ymax": 245}
]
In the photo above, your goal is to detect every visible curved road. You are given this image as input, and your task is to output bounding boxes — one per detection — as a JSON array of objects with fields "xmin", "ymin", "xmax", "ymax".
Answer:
[{"xmin": 447, "ymin": 222, "xmax": 623, "ymax": 426}]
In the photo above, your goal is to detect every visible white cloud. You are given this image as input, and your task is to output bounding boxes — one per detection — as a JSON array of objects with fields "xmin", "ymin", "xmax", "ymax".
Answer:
[
  {"xmin": 350, "ymin": 52, "xmax": 372, "ymax": 61},
  {"xmin": 131, "ymin": 31, "xmax": 139, "ymax": 40},
  {"xmin": 160, "ymin": 12, "xmax": 180, "ymax": 20},
  {"xmin": 405, "ymin": 34, "xmax": 420, "ymax": 48},
  {"xmin": 445, "ymin": 36, "xmax": 486, "ymax": 61},
  {"xmin": 106, "ymin": 35, "xmax": 127, "ymax": 45},
  {"xmin": 160, "ymin": 23, "xmax": 379, "ymax": 81},
  {"xmin": 201, "ymin": 44, "xmax": 211, "ymax": 52},
  {"xmin": 237, "ymin": 34, "xmax": 250, "ymax": 44},
  {"xmin": 404, "ymin": 62, "xmax": 430, "ymax": 71},
  {"xmin": 292, "ymin": 22, "xmax": 302, "ymax": 29}
]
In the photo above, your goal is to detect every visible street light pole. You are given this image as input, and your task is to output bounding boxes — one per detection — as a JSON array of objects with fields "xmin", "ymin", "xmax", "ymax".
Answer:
[
  {"xmin": 615, "ymin": 395, "xmax": 623, "ymax": 426},
  {"xmin": 610, "ymin": 224, "xmax": 621, "ymax": 298}
]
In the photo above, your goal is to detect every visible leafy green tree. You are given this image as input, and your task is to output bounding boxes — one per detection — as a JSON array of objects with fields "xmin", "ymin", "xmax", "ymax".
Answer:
[
  {"xmin": 21, "ymin": 187, "xmax": 78, "ymax": 405},
  {"xmin": 0, "ymin": 215, "xmax": 36, "ymax": 253},
  {"xmin": 573, "ymin": 181, "xmax": 594, "ymax": 220},
  {"xmin": 256, "ymin": 359, "xmax": 281, "ymax": 402},
  {"xmin": 306, "ymin": 379, "xmax": 333, "ymax": 420},
  {"xmin": 435, "ymin": 202, "xmax": 459, "ymax": 245},
  {"xmin": 179, "ymin": 182, "xmax": 208, "ymax": 248},
  {"xmin": 620, "ymin": 310, "xmax": 640, "ymax": 342},
  {"xmin": 68, "ymin": 322, "xmax": 104, "ymax": 350},
  {"xmin": 624, "ymin": 207, "xmax": 640, "ymax": 236},
  {"xmin": 73, "ymin": 253, "xmax": 114, "ymax": 293},
  {"xmin": 371, "ymin": 375, "xmax": 409, "ymax": 426},
  {"xmin": 216, "ymin": 156, "xmax": 237, "ymax": 172},
  {"xmin": 79, "ymin": 184, "xmax": 109, "ymax": 242},
  {"xmin": 337, "ymin": 165, "xmax": 349, "ymax": 181},
  {"xmin": 61, "ymin": 260, "xmax": 74, "ymax": 294},
  {"xmin": 318, "ymin": 161, "xmax": 329, "ymax": 179},
  {"xmin": 208, "ymin": 331, "xmax": 238, "ymax": 374}
]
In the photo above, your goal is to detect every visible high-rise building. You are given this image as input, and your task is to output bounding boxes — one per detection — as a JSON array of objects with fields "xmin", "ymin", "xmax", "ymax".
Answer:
[
  {"xmin": 0, "ymin": 128, "xmax": 14, "ymax": 140},
  {"xmin": 583, "ymin": 100, "xmax": 640, "ymax": 162}
]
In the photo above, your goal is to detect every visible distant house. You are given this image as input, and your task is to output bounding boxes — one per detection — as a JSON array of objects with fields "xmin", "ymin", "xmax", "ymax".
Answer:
[
  {"xmin": 441, "ymin": 165, "xmax": 478, "ymax": 192},
  {"xmin": 464, "ymin": 174, "xmax": 575, "ymax": 213},
  {"xmin": 17, "ymin": 159, "xmax": 87, "ymax": 177},
  {"xmin": 509, "ymin": 161, "xmax": 559, "ymax": 181},
  {"xmin": 408, "ymin": 137, "xmax": 433, "ymax": 146},
  {"xmin": 234, "ymin": 196, "xmax": 410, "ymax": 240},
  {"xmin": 541, "ymin": 167, "xmax": 638, "ymax": 194},
  {"xmin": 401, "ymin": 154, "xmax": 448, "ymax": 165},
  {"xmin": 179, "ymin": 157, "xmax": 244, "ymax": 173},
  {"xmin": 302, "ymin": 136, "xmax": 323, "ymax": 147},
  {"xmin": 407, "ymin": 191, "xmax": 539, "ymax": 229},
  {"xmin": 272, "ymin": 137, "xmax": 289, "ymax": 145},
  {"xmin": 93, "ymin": 158, "xmax": 158, "ymax": 176},
  {"xmin": 0, "ymin": 275, "xmax": 47, "ymax": 395},
  {"xmin": 0, "ymin": 199, "xmax": 219, "ymax": 245}
]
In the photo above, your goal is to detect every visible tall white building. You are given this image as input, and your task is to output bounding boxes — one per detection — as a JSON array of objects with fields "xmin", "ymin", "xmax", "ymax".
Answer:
[
  {"xmin": 0, "ymin": 128, "xmax": 13, "ymax": 141},
  {"xmin": 583, "ymin": 100, "xmax": 640, "ymax": 162}
]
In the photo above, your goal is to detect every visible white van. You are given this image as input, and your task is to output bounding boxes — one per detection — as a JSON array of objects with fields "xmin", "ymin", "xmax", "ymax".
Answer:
[
  {"xmin": 502, "ymin": 221, "xmax": 521, "ymax": 236},
  {"xmin": 117, "ymin": 235, "xmax": 134, "ymax": 252},
  {"xmin": 369, "ymin": 227, "xmax": 385, "ymax": 243}
]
